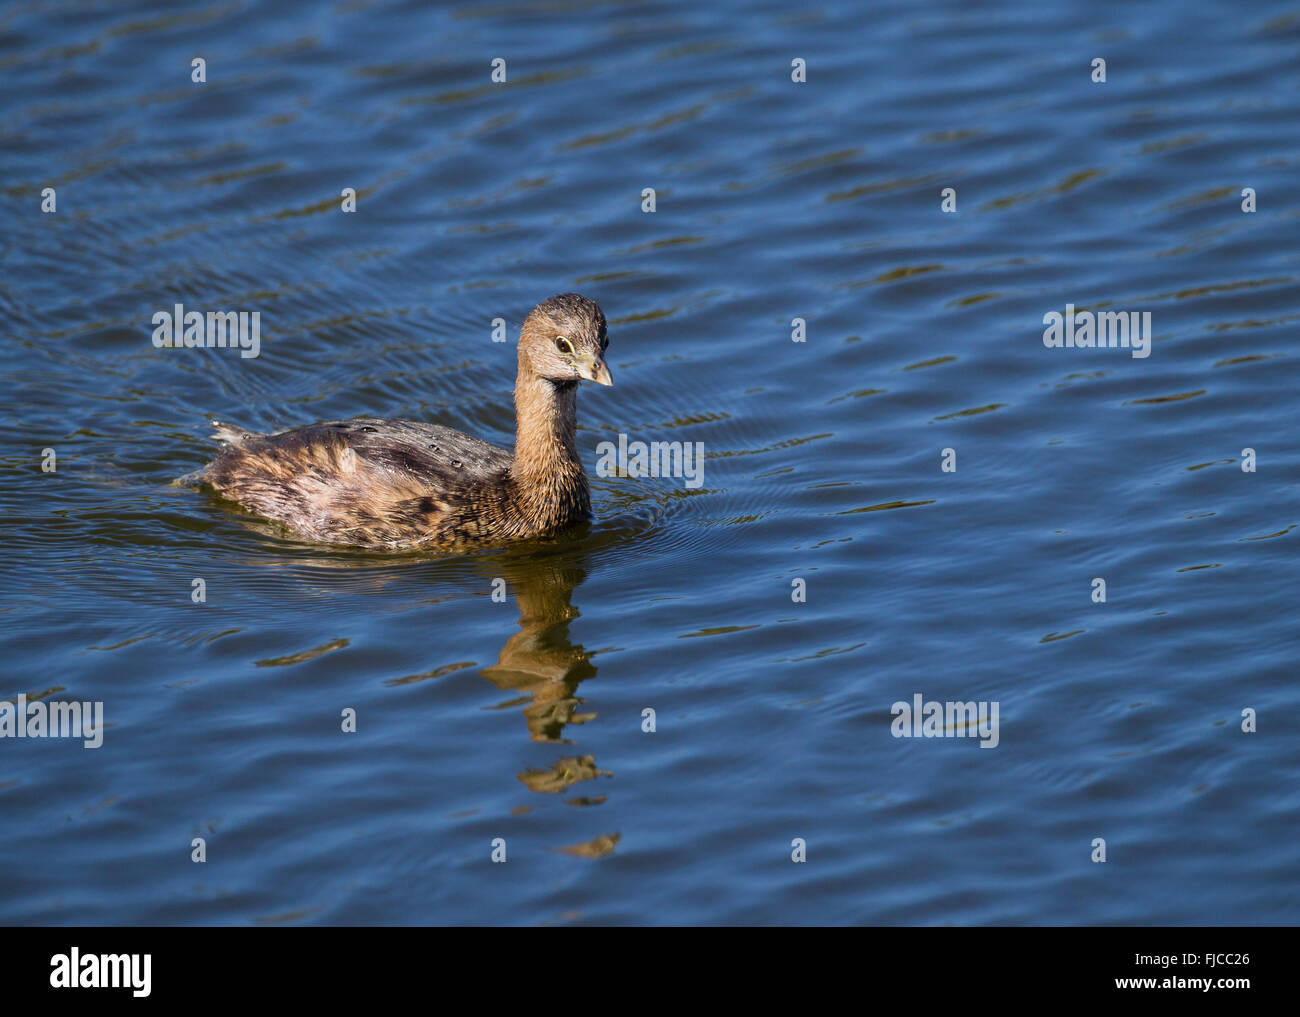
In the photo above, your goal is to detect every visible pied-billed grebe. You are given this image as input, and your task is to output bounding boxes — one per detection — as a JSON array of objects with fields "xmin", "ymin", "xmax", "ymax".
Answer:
[{"xmin": 190, "ymin": 293, "xmax": 612, "ymax": 550}]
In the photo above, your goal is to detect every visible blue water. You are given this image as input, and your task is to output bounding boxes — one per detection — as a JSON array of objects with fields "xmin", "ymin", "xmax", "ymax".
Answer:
[{"xmin": 1, "ymin": 0, "xmax": 1298, "ymax": 924}]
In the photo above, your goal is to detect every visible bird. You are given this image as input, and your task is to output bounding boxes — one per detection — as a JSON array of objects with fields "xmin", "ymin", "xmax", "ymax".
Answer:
[{"xmin": 187, "ymin": 293, "xmax": 612, "ymax": 551}]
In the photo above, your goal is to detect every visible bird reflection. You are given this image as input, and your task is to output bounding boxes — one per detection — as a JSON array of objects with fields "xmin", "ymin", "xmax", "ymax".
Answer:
[{"xmin": 479, "ymin": 552, "xmax": 612, "ymax": 802}]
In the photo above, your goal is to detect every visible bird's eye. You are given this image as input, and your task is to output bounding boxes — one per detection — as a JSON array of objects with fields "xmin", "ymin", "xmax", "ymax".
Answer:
[{"xmin": 555, "ymin": 336, "xmax": 574, "ymax": 355}]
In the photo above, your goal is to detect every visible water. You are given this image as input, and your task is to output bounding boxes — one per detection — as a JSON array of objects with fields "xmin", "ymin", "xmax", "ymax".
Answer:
[{"xmin": 2, "ymin": 0, "xmax": 1298, "ymax": 925}]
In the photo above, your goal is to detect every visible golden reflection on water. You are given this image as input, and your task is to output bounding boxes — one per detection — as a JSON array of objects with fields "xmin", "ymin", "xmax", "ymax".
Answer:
[
  {"xmin": 480, "ymin": 555, "xmax": 597, "ymax": 744},
  {"xmin": 481, "ymin": 552, "xmax": 617, "ymax": 853}
]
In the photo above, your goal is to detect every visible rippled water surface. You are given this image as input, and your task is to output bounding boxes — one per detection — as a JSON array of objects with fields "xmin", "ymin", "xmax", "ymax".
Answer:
[{"xmin": 2, "ymin": 0, "xmax": 1298, "ymax": 924}]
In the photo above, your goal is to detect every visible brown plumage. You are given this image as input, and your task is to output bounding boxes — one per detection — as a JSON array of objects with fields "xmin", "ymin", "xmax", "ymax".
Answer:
[{"xmin": 188, "ymin": 293, "xmax": 612, "ymax": 550}]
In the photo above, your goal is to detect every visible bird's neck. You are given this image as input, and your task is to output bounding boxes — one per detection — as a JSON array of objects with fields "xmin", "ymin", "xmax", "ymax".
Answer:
[{"xmin": 510, "ymin": 365, "xmax": 588, "ymax": 514}]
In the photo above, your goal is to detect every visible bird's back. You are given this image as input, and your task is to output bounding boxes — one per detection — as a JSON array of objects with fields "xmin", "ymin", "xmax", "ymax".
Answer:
[{"xmin": 194, "ymin": 418, "xmax": 513, "ymax": 548}]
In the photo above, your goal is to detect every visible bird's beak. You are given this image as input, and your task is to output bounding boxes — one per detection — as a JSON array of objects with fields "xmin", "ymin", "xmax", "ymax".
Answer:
[{"xmin": 575, "ymin": 352, "xmax": 613, "ymax": 387}]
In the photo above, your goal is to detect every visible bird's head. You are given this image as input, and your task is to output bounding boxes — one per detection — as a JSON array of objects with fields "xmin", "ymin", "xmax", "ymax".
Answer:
[{"xmin": 519, "ymin": 293, "xmax": 612, "ymax": 387}]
